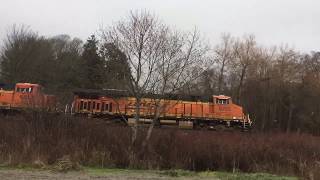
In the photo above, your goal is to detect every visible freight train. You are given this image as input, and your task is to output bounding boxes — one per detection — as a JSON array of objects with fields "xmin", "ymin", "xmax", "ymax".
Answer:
[
  {"xmin": 72, "ymin": 89, "xmax": 252, "ymax": 130},
  {"xmin": 0, "ymin": 83, "xmax": 252, "ymax": 130}
]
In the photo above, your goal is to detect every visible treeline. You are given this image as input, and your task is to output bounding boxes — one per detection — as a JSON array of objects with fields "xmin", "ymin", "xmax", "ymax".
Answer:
[
  {"xmin": 0, "ymin": 25, "xmax": 130, "ymax": 103},
  {"xmin": 0, "ymin": 12, "xmax": 320, "ymax": 134},
  {"xmin": 189, "ymin": 34, "xmax": 320, "ymax": 134}
]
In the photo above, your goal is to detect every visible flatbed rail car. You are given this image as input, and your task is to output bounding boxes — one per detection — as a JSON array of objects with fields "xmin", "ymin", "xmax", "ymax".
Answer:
[
  {"xmin": 0, "ymin": 83, "xmax": 56, "ymax": 111},
  {"xmin": 72, "ymin": 89, "xmax": 252, "ymax": 130}
]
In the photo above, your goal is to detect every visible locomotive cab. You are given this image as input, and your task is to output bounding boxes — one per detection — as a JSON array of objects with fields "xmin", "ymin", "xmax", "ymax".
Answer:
[
  {"xmin": 15, "ymin": 83, "xmax": 42, "ymax": 95},
  {"xmin": 0, "ymin": 83, "xmax": 56, "ymax": 110},
  {"xmin": 213, "ymin": 95, "xmax": 232, "ymax": 105},
  {"xmin": 13, "ymin": 83, "xmax": 45, "ymax": 108}
]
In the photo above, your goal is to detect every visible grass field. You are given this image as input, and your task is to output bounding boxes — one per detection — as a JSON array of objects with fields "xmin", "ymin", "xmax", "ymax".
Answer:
[{"xmin": 0, "ymin": 166, "xmax": 298, "ymax": 180}]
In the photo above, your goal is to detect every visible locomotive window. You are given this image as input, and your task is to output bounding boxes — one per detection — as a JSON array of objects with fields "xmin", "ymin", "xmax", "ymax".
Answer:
[
  {"xmin": 93, "ymin": 102, "xmax": 96, "ymax": 110},
  {"xmin": 88, "ymin": 102, "xmax": 91, "ymax": 111},
  {"xmin": 17, "ymin": 88, "xmax": 25, "ymax": 92},
  {"xmin": 217, "ymin": 99, "xmax": 229, "ymax": 105},
  {"xmin": 97, "ymin": 103, "xmax": 100, "ymax": 110},
  {"xmin": 16, "ymin": 87, "xmax": 33, "ymax": 93},
  {"xmin": 105, "ymin": 104, "xmax": 109, "ymax": 112},
  {"xmin": 84, "ymin": 102, "xmax": 87, "ymax": 110},
  {"xmin": 80, "ymin": 101, "xmax": 84, "ymax": 110},
  {"xmin": 102, "ymin": 102, "xmax": 105, "ymax": 111}
]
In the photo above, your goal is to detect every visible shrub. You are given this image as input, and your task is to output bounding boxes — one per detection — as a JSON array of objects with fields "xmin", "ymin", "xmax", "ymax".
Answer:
[{"xmin": 0, "ymin": 112, "xmax": 319, "ymax": 179}]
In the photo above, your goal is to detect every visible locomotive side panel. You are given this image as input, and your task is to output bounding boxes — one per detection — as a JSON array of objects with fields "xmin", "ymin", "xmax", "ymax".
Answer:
[
  {"xmin": 168, "ymin": 101, "xmax": 183, "ymax": 118},
  {"xmin": 183, "ymin": 103, "xmax": 192, "ymax": 116},
  {"xmin": 0, "ymin": 90, "xmax": 14, "ymax": 108},
  {"xmin": 72, "ymin": 90, "xmax": 252, "ymax": 129},
  {"xmin": 211, "ymin": 104, "xmax": 244, "ymax": 120},
  {"xmin": 74, "ymin": 96, "xmax": 121, "ymax": 115},
  {"xmin": 191, "ymin": 103, "xmax": 203, "ymax": 118},
  {"xmin": 202, "ymin": 103, "xmax": 211, "ymax": 119}
]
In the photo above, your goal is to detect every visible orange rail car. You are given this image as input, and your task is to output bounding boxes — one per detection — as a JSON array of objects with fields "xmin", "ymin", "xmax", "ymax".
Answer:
[
  {"xmin": 0, "ymin": 83, "xmax": 56, "ymax": 111},
  {"xmin": 72, "ymin": 89, "xmax": 252, "ymax": 130}
]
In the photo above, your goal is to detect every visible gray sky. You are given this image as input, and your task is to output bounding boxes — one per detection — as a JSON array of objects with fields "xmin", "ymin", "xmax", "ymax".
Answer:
[{"xmin": 0, "ymin": 0, "xmax": 319, "ymax": 52}]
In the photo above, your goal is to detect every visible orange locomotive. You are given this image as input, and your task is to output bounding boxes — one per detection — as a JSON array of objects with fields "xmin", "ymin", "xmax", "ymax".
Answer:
[
  {"xmin": 72, "ymin": 89, "xmax": 252, "ymax": 130},
  {"xmin": 0, "ymin": 83, "xmax": 56, "ymax": 111}
]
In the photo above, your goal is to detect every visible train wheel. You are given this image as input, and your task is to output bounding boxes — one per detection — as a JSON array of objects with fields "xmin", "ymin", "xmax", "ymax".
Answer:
[
  {"xmin": 213, "ymin": 124, "xmax": 227, "ymax": 131},
  {"xmin": 198, "ymin": 122, "xmax": 210, "ymax": 131},
  {"xmin": 178, "ymin": 120, "xmax": 194, "ymax": 129}
]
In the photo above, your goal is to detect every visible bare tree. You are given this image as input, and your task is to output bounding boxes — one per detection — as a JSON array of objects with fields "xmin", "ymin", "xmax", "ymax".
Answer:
[
  {"xmin": 100, "ymin": 10, "xmax": 209, "ymax": 147},
  {"xmin": 214, "ymin": 33, "xmax": 234, "ymax": 94},
  {"xmin": 242, "ymin": 46, "xmax": 277, "ymax": 131},
  {"xmin": 0, "ymin": 24, "xmax": 39, "ymax": 83},
  {"xmin": 275, "ymin": 46, "xmax": 300, "ymax": 133},
  {"xmin": 232, "ymin": 34, "xmax": 257, "ymax": 104},
  {"xmin": 101, "ymin": 11, "xmax": 166, "ymax": 145},
  {"xmin": 143, "ymin": 28, "xmax": 209, "ymax": 147},
  {"xmin": 0, "ymin": 24, "xmax": 58, "ymax": 86}
]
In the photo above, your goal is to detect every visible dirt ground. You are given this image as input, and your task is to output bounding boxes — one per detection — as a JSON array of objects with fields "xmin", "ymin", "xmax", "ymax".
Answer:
[
  {"xmin": 0, "ymin": 170, "xmax": 153, "ymax": 180},
  {"xmin": 0, "ymin": 169, "xmax": 217, "ymax": 180},
  {"xmin": 0, "ymin": 168, "xmax": 297, "ymax": 180}
]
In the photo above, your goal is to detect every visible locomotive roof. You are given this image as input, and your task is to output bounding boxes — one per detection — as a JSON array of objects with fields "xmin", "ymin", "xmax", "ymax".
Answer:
[
  {"xmin": 73, "ymin": 88, "xmax": 214, "ymax": 102},
  {"xmin": 213, "ymin": 95, "xmax": 231, "ymax": 99},
  {"xmin": 16, "ymin": 83, "xmax": 41, "ymax": 87}
]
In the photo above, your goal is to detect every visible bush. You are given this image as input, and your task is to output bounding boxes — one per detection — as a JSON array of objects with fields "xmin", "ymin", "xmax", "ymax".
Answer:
[{"xmin": 0, "ymin": 112, "xmax": 319, "ymax": 179}]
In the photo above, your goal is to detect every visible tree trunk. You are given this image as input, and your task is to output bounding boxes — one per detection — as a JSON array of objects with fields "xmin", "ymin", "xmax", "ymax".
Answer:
[
  {"xmin": 237, "ymin": 65, "xmax": 247, "ymax": 104},
  {"xmin": 286, "ymin": 104, "xmax": 293, "ymax": 133},
  {"xmin": 261, "ymin": 104, "xmax": 267, "ymax": 131},
  {"xmin": 142, "ymin": 102, "xmax": 161, "ymax": 151},
  {"xmin": 131, "ymin": 97, "xmax": 141, "ymax": 145},
  {"xmin": 218, "ymin": 61, "xmax": 225, "ymax": 94}
]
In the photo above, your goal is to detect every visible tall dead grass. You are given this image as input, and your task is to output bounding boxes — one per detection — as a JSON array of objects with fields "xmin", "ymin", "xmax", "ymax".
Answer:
[{"xmin": 0, "ymin": 112, "xmax": 319, "ymax": 179}]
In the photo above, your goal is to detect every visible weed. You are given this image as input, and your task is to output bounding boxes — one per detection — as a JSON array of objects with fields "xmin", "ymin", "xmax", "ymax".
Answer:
[{"xmin": 0, "ymin": 112, "xmax": 319, "ymax": 178}]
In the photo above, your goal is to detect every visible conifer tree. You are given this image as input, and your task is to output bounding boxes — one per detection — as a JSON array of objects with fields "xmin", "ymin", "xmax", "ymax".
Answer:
[{"xmin": 82, "ymin": 35, "xmax": 104, "ymax": 89}]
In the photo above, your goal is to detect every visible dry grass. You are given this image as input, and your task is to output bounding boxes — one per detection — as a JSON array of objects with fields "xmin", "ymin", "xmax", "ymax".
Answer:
[{"xmin": 0, "ymin": 112, "xmax": 319, "ymax": 179}]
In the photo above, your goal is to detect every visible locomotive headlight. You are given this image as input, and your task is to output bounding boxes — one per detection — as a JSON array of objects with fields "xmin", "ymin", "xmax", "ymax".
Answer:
[{"xmin": 233, "ymin": 117, "xmax": 236, "ymax": 119}]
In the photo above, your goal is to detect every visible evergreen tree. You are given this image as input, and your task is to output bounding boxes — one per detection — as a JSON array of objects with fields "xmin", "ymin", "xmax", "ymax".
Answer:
[
  {"xmin": 100, "ymin": 43, "xmax": 131, "ymax": 89},
  {"xmin": 82, "ymin": 35, "xmax": 104, "ymax": 89}
]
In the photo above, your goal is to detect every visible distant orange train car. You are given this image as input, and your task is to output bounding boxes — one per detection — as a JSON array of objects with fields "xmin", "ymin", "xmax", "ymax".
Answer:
[
  {"xmin": 72, "ymin": 89, "xmax": 252, "ymax": 130},
  {"xmin": 0, "ymin": 83, "xmax": 56, "ymax": 111}
]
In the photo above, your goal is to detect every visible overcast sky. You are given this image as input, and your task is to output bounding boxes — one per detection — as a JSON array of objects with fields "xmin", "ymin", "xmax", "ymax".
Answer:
[{"xmin": 0, "ymin": 0, "xmax": 319, "ymax": 52}]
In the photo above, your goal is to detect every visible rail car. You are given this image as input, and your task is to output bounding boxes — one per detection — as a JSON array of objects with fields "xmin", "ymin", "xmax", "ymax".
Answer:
[
  {"xmin": 0, "ymin": 83, "xmax": 56, "ymax": 111},
  {"xmin": 0, "ymin": 82, "xmax": 252, "ymax": 130},
  {"xmin": 72, "ymin": 89, "xmax": 252, "ymax": 130}
]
